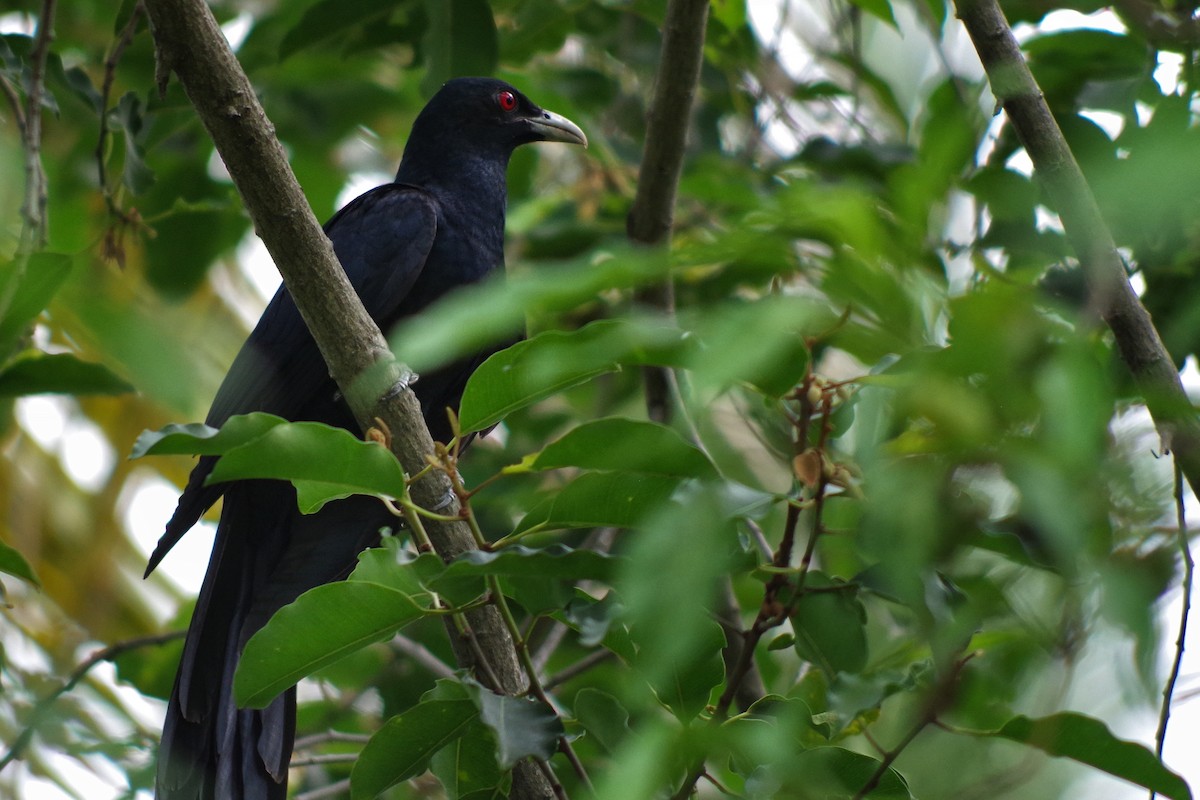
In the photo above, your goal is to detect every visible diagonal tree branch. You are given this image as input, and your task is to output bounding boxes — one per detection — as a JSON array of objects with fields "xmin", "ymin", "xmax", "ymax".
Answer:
[
  {"xmin": 954, "ymin": 0, "xmax": 1200, "ymax": 496},
  {"xmin": 139, "ymin": 1, "xmax": 552, "ymax": 796}
]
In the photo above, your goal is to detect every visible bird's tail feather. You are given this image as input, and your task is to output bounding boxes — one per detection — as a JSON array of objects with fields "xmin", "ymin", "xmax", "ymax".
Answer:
[{"xmin": 155, "ymin": 489, "xmax": 293, "ymax": 800}]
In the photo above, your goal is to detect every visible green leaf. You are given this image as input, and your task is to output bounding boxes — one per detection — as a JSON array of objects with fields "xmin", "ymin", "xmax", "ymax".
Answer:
[
  {"xmin": 0, "ymin": 538, "xmax": 40, "ymax": 588},
  {"xmin": 348, "ymin": 539, "xmax": 445, "ymax": 595},
  {"xmin": 574, "ymin": 688, "xmax": 632, "ymax": 756},
  {"xmin": 984, "ymin": 713, "xmax": 1192, "ymax": 800},
  {"xmin": 441, "ymin": 544, "xmax": 622, "ymax": 614},
  {"xmin": 280, "ymin": 0, "xmax": 407, "ymax": 59},
  {"xmin": 351, "ymin": 692, "xmax": 479, "ymax": 799},
  {"xmin": 235, "ymin": 581, "xmax": 430, "ymax": 708},
  {"xmin": 777, "ymin": 747, "xmax": 912, "ymax": 798},
  {"xmin": 440, "ymin": 544, "xmax": 620, "ymax": 582},
  {"xmin": 0, "ymin": 253, "xmax": 72, "ymax": 347},
  {"xmin": 205, "ymin": 421, "xmax": 409, "ymax": 510},
  {"xmin": 845, "ymin": 0, "xmax": 897, "ymax": 28},
  {"xmin": 130, "ymin": 413, "xmax": 287, "ymax": 459},
  {"xmin": 421, "ymin": 0, "xmax": 498, "ymax": 95},
  {"xmin": 1024, "ymin": 30, "xmax": 1151, "ymax": 112},
  {"xmin": 464, "ymin": 679, "xmax": 563, "ymax": 768},
  {"xmin": 791, "ymin": 573, "xmax": 869, "ymax": 676},
  {"xmin": 640, "ymin": 617, "xmax": 726, "ymax": 721},
  {"xmin": 459, "ymin": 319, "xmax": 695, "ymax": 434},
  {"xmin": 680, "ymin": 295, "xmax": 817, "ymax": 397},
  {"xmin": 0, "ymin": 352, "xmax": 133, "ymax": 397},
  {"xmin": 114, "ymin": 91, "xmax": 155, "ymax": 194},
  {"xmin": 429, "ymin": 719, "xmax": 505, "ymax": 799},
  {"xmin": 620, "ymin": 483, "xmax": 739, "ymax": 718},
  {"xmin": 519, "ymin": 417, "xmax": 717, "ymax": 478},
  {"xmin": 514, "ymin": 472, "xmax": 682, "ymax": 533},
  {"xmin": 390, "ymin": 248, "xmax": 671, "ymax": 376}
]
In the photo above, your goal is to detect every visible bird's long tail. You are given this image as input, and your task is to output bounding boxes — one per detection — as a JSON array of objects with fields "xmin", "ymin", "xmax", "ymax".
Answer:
[
  {"xmin": 154, "ymin": 481, "xmax": 388, "ymax": 799},
  {"xmin": 155, "ymin": 484, "xmax": 295, "ymax": 800}
]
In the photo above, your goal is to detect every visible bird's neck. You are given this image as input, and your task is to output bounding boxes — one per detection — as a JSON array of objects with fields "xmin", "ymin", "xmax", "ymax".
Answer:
[
  {"xmin": 395, "ymin": 150, "xmax": 509, "ymax": 273},
  {"xmin": 395, "ymin": 150, "xmax": 510, "ymax": 226}
]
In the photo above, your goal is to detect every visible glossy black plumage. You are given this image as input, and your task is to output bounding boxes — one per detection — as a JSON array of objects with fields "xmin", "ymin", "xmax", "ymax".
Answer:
[{"xmin": 148, "ymin": 78, "xmax": 585, "ymax": 800}]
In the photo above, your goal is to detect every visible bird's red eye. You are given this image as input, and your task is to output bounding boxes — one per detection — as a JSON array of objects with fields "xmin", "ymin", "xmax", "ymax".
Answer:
[{"xmin": 497, "ymin": 90, "xmax": 518, "ymax": 112}]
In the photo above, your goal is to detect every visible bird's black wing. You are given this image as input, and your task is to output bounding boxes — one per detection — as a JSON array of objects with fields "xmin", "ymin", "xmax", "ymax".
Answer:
[{"xmin": 145, "ymin": 184, "xmax": 437, "ymax": 575}]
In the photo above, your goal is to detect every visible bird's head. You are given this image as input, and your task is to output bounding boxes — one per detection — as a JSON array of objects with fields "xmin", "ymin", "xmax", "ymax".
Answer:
[{"xmin": 400, "ymin": 77, "xmax": 587, "ymax": 178}]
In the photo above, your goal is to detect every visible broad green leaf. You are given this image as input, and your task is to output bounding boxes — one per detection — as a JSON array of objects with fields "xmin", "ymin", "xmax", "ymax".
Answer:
[
  {"xmin": 1024, "ymin": 30, "xmax": 1151, "ymax": 113},
  {"xmin": 563, "ymin": 591, "xmax": 621, "ymax": 647},
  {"xmin": 206, "ymin": 421, "xmax": 408, "ymax": 507},
  {"xmin": 390, "ymin": 247, "xmax": 670, "ymax": 375},
  {"xmin": 776, "ymin": 746, "xmax": 912, "ymax": 798},
  {"xmin": 350, "ymin": 695, "xmax": 479, "ymax": 799},
  {"xmin": 593, "ymin": 722, "xmax": 676, "ymax": 800},
  {"xmin": 348, "ymin": 538, "xmax": 445, "ymax": 595},
  {"xmin": 429, "ymin": 720, "xmax": 505, "ymax": 799},
  {"xmin": 280, "ymin": 0, "xmax": 405, "ymax": 59},
  {"xmin": 984, "ymin": 713, "xmax": 1192, "ymax": 800},
  {"xmin": 791, "ymin": 572, "xmax": 869, "ymax": 676},
  {"xmin": 680, "ymin": 295, "xmax": 817, "ymax": 397},
  {"xmin": 845, "ymin": 0, "xmax": 897, "ymax": 28},
  {"xmin": 235, "ymin": 581, "xmax": 429, "ymax": 708},
  {"xmin": 518, "ymin": 417, "xmax": 717, "ymax": 478},
  {"xmin": 421, "ymin": 0, "xmax": 498, "ymax": 95},
  {"xmin": 459, "ymin": 319, "xmax": 695, "ymax": 434},
  {"xmin": 130, "ymin": 413, "xmax": 287, "ymax": 459},
  {"xmin": 574, "ymin": 688, "xmax": 631, "ymax": 755},
  {"xmin": 640, "ymin": 617, "xmax": 726, "ymax": 721},
  {"xmin": 0, "ymin": 352, "xmax": 133, "ymax": 397},
  {"xmin": 497, "ymin": 0, "xmax": 572, "ymax": 63},
  {"xmin": 620, "ymin": 483, "xmax": 738, "ymax": 717},
  {"xmin": 514, "ymin": 472, "xmax": 682, "ymax": 533},
  {"xmin": 0, "ymin": 252, "xmax": 72, "ymax": 346},
  {"xmin": 0, "ymin": 538, "xmax": 39, "ymax": 588},
  {"xmin": 440, "ymin": 545, "xmax": 621, "ymax": 614},
  {"xmin": 464, "ymin": 680, "xmax": 563, "ymax": 768},
  {"xmin": 114, "ymin": 91, "xmax": 155, "ymax": 194},
  {"xmin": 440, "ymin": 544, "xmax": 620, "ymax": 582}
]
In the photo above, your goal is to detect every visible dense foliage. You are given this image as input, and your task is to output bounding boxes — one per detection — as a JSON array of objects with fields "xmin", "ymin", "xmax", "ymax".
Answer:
[{"xmin": 2, "ymin": 0, "xmax": 1198, "ymax": 798}]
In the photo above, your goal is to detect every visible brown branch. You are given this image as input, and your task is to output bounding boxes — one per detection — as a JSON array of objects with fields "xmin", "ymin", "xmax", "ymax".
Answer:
[
  {"xmin": 627, "ymin": 0, "xmax": 709, "ymax": 246},
  {"xmin": 627, "ymin": 0, "xmax": 710, "ymax": 422},
  {"xmin": 139, "ymin": 1, "xmax": 551, "ymax": 795},
  {"xmin": 954, "ymin": 0, "xmax": 1200, "ymax": 497},
  {"xmin": 0, "ymin": 0, "xmax": 55, "ymax": 350},
  {"xmin": 18, "ymin": 0, "xmax": 54, "ymax": 256}
]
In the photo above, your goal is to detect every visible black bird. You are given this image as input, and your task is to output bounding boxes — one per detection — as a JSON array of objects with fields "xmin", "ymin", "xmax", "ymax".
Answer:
[{"xmin": 147, "ymin": 77, "xmax": 586, "ymax": 800}]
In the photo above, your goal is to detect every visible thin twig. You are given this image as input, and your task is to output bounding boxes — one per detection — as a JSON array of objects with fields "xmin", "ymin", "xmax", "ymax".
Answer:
[
  {"xmin": 289, "ymin": 752, "xmax": 358, "ymax": 768},
  {"xmin": 292, "ymin": 730, "xmax": 372, "ymax": 751},
  {"xmin": 294, "ymin": 778, "xmax": 351, "ymax": 800},
  {"xmin": 96, "ymin": 2, "xmax": 146, "ymax": 210},
  {"xmin": 852, "ymin": 653, "xmax": 973, "ymax": 800},
  {"xmin": 0, "ymin": 630, "xmax": 185, "ymax": 772},
  {"xmin": 1151, "ymin": 460, "xmax": 1194, "ymax": 799},
  {"xmin": 391, "ymin": 632, "xmax": 456, "ymax": 680},
  {"xmin": 544, "ymin": 650, "xmax": 616, "ymax": 691}
]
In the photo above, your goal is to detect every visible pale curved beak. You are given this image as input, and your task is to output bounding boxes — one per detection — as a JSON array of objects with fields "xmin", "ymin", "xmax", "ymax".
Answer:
[{"xmin": 529, "ymin": 109, "xmax": 588, "ymax": 148}]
